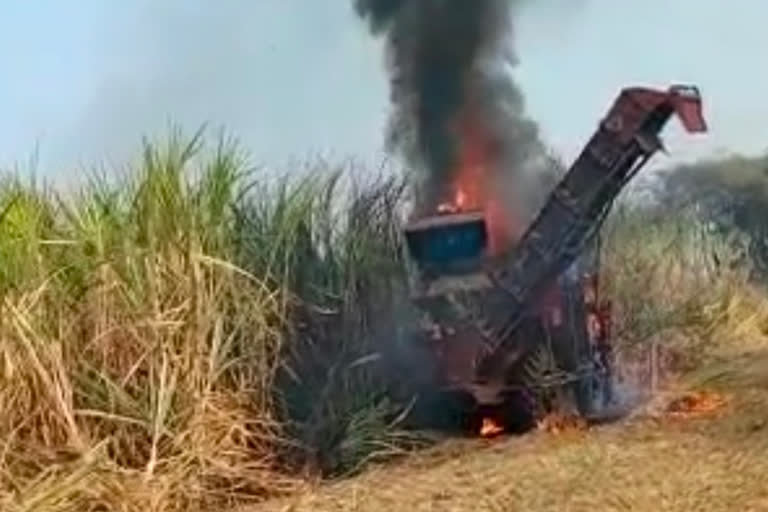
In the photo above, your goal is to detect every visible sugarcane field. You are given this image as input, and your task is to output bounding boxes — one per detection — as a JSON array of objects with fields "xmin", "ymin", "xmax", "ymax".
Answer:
[{"xmin": 1, "ymin": 2, "xmax": 767, "ymax": 511}]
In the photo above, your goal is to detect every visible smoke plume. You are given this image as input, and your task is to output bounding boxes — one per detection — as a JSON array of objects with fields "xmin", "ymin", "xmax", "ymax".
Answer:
[{"xmin": 354, "ymin": 0, "xmax": 558, "ymax": 221}]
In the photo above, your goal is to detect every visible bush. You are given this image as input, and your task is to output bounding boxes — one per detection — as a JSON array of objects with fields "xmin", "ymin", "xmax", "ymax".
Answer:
[
  {"xmin": 0, "ymin": 128, "xmax": 428, "ymax": 511},
  {"xmin": 1, "ymin": 126, "xmax": 765, "ymax": 511},
  {"xmin": 600, "ymin": 199, "xmax": 768, "ymax": 379},
  {"xmin": 231, "ymin": 165, "xmax": 424, "ymax": 476}
]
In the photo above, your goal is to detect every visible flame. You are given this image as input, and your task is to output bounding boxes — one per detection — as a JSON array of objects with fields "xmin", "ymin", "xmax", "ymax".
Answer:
[
  {"xmin": 480, "ymin": 417, "xmax": 504, "ymax": 438},
  {"xmin": 437, "ymin": 201, "xmax": 459, "ymax": 214},
  {"xmin": 436, "ymin": 107, "xmax": 518, "ymax": 255},
  {"xmin": 666, "ymin": 391, "xmax": 728, "ymax": 416},
  {"xmin": 436, "ymin": 185, "xmax": 472, "ymax": 215},
  {"xmin": 455, "ymin": 188, "xmax": 468, "ymax": 210}
]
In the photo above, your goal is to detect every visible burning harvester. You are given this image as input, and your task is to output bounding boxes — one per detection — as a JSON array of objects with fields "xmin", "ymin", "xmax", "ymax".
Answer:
[{"xmin": 402, "ymin": 85, "xmax": 707, "ymax": 433}]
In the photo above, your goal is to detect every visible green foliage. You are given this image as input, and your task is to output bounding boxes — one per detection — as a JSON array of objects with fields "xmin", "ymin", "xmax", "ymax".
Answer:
[
  {"xmin": 1, "ymin": 125, "xmax": 766, "ymax": 511},
  {"xmin": 231, "ymin": 168, "xmax": 420, "ymax": 476},
  {"xmin": 651, "ymin": 152, "xmax": 768, "ymax": 278},
  {"xmin": 600, "ymin": 192, "xmax": 765, "ymax": 371},
  {"xmin": 0, "ymin": 127, "xmax": 424, "ymax": 511}
]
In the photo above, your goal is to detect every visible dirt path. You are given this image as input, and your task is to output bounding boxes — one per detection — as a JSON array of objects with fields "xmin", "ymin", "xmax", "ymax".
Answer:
[{"xmin": 252, "ymin": 351, "xmax": 768, "ymax": 512}]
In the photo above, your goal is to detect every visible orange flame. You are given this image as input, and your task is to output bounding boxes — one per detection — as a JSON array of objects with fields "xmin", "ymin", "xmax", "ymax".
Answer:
[
  {"xmin": 456, "ymin": 188, "xmax": 468, "ymax": 210},
  {"xmin": 480, "ymin": 417, "xmax": 504, "ymax": 438},
  {"xmin": 437, "ymin": 107, "xmax": 519, "ymax": 255},
  {"xmin": 666, "ymin": 391, "xmax": 728, "ymax": 416}
]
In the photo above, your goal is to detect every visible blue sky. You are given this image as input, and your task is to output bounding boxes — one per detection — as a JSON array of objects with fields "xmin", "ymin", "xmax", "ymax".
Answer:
[{"xmin": 0, "ymin": 1, "xmax": 765, "ymax": 182}]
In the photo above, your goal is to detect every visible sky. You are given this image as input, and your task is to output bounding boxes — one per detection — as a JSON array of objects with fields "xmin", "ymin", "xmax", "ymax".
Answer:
[{"xmin": 0, "ymin": 0, "xmax": 765, "ymax": 184}]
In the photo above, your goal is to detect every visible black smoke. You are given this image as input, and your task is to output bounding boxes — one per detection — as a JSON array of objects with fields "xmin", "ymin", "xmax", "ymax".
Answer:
[{"xmin": 354, "ymin": 0, "xmax": 558, "ymax": 218}]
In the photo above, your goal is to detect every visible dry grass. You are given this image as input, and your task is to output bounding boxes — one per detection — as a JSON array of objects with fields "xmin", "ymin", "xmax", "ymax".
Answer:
[
  {"xmin": 599, "ymin": 202, "xmax": 768, "ymax": 374},
  {"xmin": 249, "ymin": 189, "xmax": 768, "ymax": 512},
  {"xmin": 0, "ymin": 128, "xmax": 419, "ymax": 511},
  {"xmin": 0, "ymin": 130, "xmax": 302, "ymax": 511},
  {"xmin": 1, "ymin": 127, "xmax": 767, "ymax": 511},
  {"xmin": 252, "ymin": 347, "xmax": 768, "ymax": 512}
]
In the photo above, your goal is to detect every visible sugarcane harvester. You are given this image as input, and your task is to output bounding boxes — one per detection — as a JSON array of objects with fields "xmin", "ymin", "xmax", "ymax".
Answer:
[{"xmin": 403, "ymin": 85, "xmax": 707, "ymax": 430}]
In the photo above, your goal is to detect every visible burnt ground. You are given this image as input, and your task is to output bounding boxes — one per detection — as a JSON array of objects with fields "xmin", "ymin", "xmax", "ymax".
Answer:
[{"xmin": 250, "ymin": 347, "xmax": 768, "ymax": 512}]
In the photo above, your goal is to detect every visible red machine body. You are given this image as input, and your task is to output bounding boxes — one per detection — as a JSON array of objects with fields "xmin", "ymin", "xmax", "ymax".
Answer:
[{"xmin": 402, "ymin": 84, "xmax": 707, "ymax": 429}]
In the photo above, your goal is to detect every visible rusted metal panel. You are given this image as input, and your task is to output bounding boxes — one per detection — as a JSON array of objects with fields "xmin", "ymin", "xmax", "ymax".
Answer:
[{"xmin": 401, "ymin": 84, "xmax": 707, "ymax": 427}]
